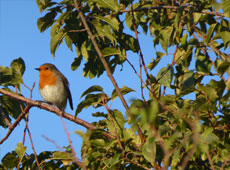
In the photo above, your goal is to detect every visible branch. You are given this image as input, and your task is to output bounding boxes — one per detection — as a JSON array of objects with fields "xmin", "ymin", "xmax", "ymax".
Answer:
[
  {"xmin": 102, "ymin": 95, "xmax": 123, "ymax": 150},
  {"xmin": 73, "ymin": 0, "xmax": 145, "ymax": 144},
  {"xmin": 27, "ymin": 128, "xmax": 41, "ymax": 170},
  {"xmin": 193, "ymin": 26, "xmax": 226, "ymax": 61},
  {"xmin": 118, "ymin": 5, "xmax": 224, "ymax": 17},
  {"xmin": 0, "ymin": 105, "xmax": 31, "ymax": 144},
  {"xmin": 206, "ymin": 151, "xmax": 215, "ymax": 170},
  {"xmin": 60, "ymin": 116, "xmax": 87, "ymax": 170},
  {"xmin": 0, "ymin": 88, "xmax": 115, "ymax": 142}
]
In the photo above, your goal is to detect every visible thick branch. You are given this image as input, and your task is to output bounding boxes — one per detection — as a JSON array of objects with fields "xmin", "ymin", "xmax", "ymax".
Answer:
[{"xmin": 0, "ymin": 88, "xmax": 115, "ymax": 140}]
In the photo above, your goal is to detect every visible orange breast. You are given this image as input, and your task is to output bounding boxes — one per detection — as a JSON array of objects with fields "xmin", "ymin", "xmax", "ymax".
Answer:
[{"xmin": 39, "ymin": 70, "xmax": 57, "ymax": 89}]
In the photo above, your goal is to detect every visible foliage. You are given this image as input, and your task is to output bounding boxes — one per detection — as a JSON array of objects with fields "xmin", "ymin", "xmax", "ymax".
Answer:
[{"xmin": 1, "ymin": 0, "xmax": 230, "ymax": 169}]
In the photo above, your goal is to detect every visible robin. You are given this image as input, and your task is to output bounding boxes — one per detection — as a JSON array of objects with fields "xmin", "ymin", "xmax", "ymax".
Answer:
[{"xmin": 35, "ymin": 63, "xmax": 73, "ymax": 111}]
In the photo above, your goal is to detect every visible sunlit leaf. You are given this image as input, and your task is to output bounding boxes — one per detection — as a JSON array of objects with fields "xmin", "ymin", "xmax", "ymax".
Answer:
[
  {"xmin": 157, "ymin": 66, "xmax": 174, "ymax": 87},
  {"xmin": 81, "ymin": 85, "xmax": 103, "ymax": 98},
  {"xmin": 111, "ymin": 85, "xmax": 135, "ymax": 100}
]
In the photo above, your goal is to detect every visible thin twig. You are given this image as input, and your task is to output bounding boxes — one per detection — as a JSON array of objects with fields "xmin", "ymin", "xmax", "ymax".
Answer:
[
  {"xmin": 102, "ymin": 94, "xmax": 123, "ymax": 150},
  {"xmin": 193, "ymin": 27, "xmax": 226, "ymax": 61},
  {"xmin": 60, "ymin": 116, "xmax": 87, "ymax": 170},
  {"xmin": 27, "ymin": 128, "xmax": 41, "ymax": 170},
  {"xmin": 171, "ymin": 45, "xmax": 178, "ymax": 65},
  {"xmin": 131, "ymin": 3, "xmax": 151, "ymax": 83},
  {"xmin": 0, "ymin": 105, "xmax": 31, "ymax": 144},
  {"xmin": 42, "ymin": 135, "xmax": 64, "ymax": 151},
  {"xmin": 220, "ymin": 156, "xmax": 230, "ymax": 170},
  {"xmin": 192, "ymin": 33, "xmax": 226, "ymax": 83},
  {"xmin": 206, "ymin": 151, "xmax": 215, "ymax": 170}
]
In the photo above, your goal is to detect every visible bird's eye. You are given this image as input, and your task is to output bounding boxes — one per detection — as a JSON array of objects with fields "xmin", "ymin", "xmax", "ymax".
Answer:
[{"xmin": 45, "ymin": 67, "xmax": 49, "ymax": 70}]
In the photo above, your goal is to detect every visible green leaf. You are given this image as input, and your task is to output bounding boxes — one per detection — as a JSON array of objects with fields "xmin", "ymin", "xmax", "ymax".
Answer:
[
  {"xmin": 111, "ymin": 85, "xmax": 135, "ymax": 100},
  {"xmin": 11, "ymin": 57, "xmax": 25, "ymax": 75},
  {"xmin": 52, "ymin": 151, "xmax": 73, "ymax": 165},
  {"xmin": 1, "ymin": 152, "xmax": 18, "ymax": 168},
  {"xmin": 107, "ymin": 109, "xmax": 125, "ymax": 135},
  {"xmin": 102, "ymin": 47, "xmax": 121, "ymax": 57},
  {"xmin": 53, "ymin": 151, "xmax": 73, "ymax": 160},
  {"xmin": 81, "ymin": 85, "xmax": 103, "ymax": 98},
  {"xmin": 90, "ymin": 139, "xmax": 105, "ymax": 147},
  {"xmin": 206, "ymin": 23, "xmax": 217, "ymax": 43},
  {"xmin": 147, "ymin": 52, "xmax": 165, "ymax": 70},
  {"xmin": 142, "ymin": 136, "xmax": 156, "ymax": 165},
  {"xmin": 97, "ymin": 16, "xmax": 119, "ymax": 31},
  {"xmin": 195, "ymin": 53, "xmax": 212, "ymax": 74},
  {"xmin": 157, "ymin": 66, "xmax": 174, "ymax": 87},
  {"xmin": 36, "ymin": 0, "xmax": 57, "ymax": 12},
  {"xmin": 181, "ymin": 71, "xmax": 194, "ymax": 91},
  {"xmin": 93, "ymin": 19, "xmax": 117, "ymax": 44},
  {"xmin": 119, "ymin": 33, "xmax": 138, "ymax": 52},
  {"xmin": 37, "ymin": 10, "xmax": 57, "ymax": 32},
  {"xmin": 226, "ymin": 79, "xmax": 230, "ymax": 91},
  {"xmin": 0, "ymin": 91, "xmax": 25, "ymax": 119},
  {"xmin": 65, "ymin": 34, "xmax": 73, "ymax": 51},
  {"xmin": 221, "ymin": 31, "xmax": 230, "ymax": 48},
  {"xmin": 50, "ymin": 30, "xmax": 64, "ymax": 58},
  {"xmin": 71, "ymin": 56, "xmax": 83, "ymax": 71},
  {"xmin": 81, "ymin": 42, "xmax": 89, "ymax": 60},
  {"xmin": 197, "ymin": 84, "xmax": 218, "ymax": 101},
  {"xmin": 201, "ymin": 127, "xmax": 219, "ymax": 144},
  {"xmin": 125, "ymin": 13, "xmax": 133, "ymax": 30},
  {"xmin": 160, "ymin": 26, "xmax": 174, "ymax": 53},
  {"xmin": 222, "ymin": 0, "xmax": 230, "ymax": 17},
  {"xmin": 75, "ymin": 93, "xmax": 105, "ymax": 116},
  {"xmin": 217, "ymin": 61, "xmax": 230, "ymax": 75},
  {"xmin": 180, "ymin": 33, "xmax": 187, "ymax": 49},
  {"xmin": 88, "ymin": 0, "xmax": 118, "ymax": 12},
  {"xmin": 193, "ymin": 12, "xmax": 202, "ymax": 23},
  {"xmin": 0, "ymin": 66, "xmax": 13, "ymax": 86},
  {"xmin": 15, "ymin": 142, "xmax": 26, "ymax": 160},
  {"xmin": 111, "ymin": 153, "xmax": 121, "ymax": 166}
]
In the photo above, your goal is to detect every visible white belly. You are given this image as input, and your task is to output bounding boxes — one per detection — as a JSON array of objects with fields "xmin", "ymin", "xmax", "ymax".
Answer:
[{"xmin": 40, "ymin": 82, "xmax": 67, "ymax": 110}]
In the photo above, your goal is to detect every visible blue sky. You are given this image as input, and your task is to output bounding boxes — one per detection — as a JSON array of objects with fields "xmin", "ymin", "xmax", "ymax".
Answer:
[{"xmin": 0, "ymin": 0, "xmax": 162, "ymax": 160}]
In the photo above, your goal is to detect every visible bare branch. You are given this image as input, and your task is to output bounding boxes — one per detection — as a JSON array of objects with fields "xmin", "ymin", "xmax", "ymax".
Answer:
[
  {"xmin": 60, "ymin": 116, "xmax": 87, "ymax": 170},
  {"xmin": 0, "ymin": 105, "xmax": 31, "ymax": 144},
  {"xmin": 27, "ymin": 128, "xmax": 41, "ymax": 170},
  {"xmin": 0, "ymin": 88, "xmax": 115, "ymax": 141},
  {"xmin": 42, "ymin": 135, "xmax": 64, "ymax": 151}
]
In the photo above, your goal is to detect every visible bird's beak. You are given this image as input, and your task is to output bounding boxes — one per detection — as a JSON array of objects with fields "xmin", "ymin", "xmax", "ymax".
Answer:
[{"xmin": 35, "ymin": 68, "xmax": 40, "ymax": 71}]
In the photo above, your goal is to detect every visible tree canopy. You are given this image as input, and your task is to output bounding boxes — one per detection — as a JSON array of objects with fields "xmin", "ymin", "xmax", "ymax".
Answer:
[{"xmin": 0, "ymin": 0, "xmax": 230, "ymax": 169}]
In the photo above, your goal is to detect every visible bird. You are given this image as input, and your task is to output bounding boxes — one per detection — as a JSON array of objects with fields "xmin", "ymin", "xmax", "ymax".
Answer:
[{"xmin": 35, "ymin": 63, "xmax": 73, "ymax": 111}]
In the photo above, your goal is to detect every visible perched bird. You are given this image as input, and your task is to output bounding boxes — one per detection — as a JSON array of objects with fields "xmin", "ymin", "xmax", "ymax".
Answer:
[{"xmin": 35, "ymin": 63, "xmax": 73, "ymax": 111}]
